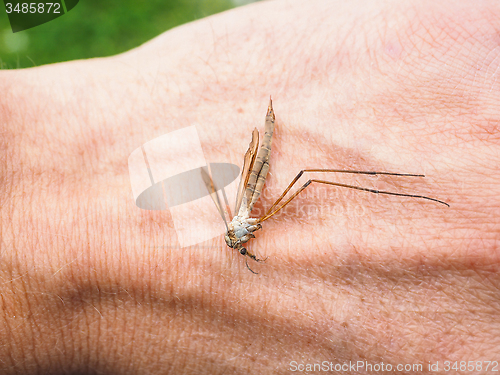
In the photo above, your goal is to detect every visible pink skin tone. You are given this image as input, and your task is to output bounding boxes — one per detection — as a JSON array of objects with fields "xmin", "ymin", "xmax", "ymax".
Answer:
[{"xmin": 0, "ymin": 0, "xmax": 499, "ymax": 373}]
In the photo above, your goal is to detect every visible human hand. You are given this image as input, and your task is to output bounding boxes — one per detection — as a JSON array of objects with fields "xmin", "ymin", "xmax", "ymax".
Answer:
[{"xmin": 1, "ymin": 0, "xmax": 498, "ymax": 373}]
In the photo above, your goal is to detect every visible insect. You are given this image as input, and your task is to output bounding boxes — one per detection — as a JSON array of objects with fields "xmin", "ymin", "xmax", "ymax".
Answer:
[{"xmin": 202, "ymin": 98, "xmax": 449, "ymax": 273}]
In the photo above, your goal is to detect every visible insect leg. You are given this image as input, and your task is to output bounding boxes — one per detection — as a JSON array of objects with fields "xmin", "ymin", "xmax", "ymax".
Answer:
[
  {"xmin": 201, "ymin": 167, "xmax": 229, "ymax": 229},
  {"xmin": 258, "ymin": 179, "xmax": 449, "ymax": 223},
  {"xmin": 264, "ymin": 169, "xmax": 428, "ymax": 217}
]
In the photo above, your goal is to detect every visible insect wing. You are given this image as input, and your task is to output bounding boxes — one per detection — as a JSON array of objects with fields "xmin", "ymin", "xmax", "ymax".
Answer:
[{"xmin": 234, "ymin": 127, "xmax": 259, "ymax": 216}]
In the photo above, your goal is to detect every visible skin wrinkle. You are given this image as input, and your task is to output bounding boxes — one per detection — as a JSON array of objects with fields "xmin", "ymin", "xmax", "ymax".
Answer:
[{"xmin": 375, "ymin": 11, "xmax": 500, "ymax": 140}]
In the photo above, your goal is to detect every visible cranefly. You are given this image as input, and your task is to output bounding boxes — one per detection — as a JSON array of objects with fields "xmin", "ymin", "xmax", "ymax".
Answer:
[{"xmin": 202, "ymin": 98, "xmax": 449, "ymax": 273}]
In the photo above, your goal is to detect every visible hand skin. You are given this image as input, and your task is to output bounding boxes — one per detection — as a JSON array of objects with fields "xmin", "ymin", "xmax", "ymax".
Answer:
[{"xmin": 1, "ymin": 0, "xmax": 499, "ymax": 373}]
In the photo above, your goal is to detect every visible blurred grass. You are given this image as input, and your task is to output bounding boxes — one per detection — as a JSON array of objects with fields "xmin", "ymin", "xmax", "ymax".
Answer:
[{"xmin": 0, "ymin": 0, "xmax": 246, "ymax": 69}]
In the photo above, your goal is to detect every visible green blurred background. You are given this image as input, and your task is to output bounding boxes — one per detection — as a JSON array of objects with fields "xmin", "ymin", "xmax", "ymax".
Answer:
[{"xmin": 0, "ymin": 0, "xmax": 255, "ymax": 69}]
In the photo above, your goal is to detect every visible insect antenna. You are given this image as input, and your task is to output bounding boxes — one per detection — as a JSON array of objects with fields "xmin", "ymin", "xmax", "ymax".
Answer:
[{"xmin": 245, "ymin": 258, "xmax": 259, "ymax": 274}]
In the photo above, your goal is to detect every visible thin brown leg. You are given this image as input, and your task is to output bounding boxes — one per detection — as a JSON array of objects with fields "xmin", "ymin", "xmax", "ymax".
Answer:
[
  {"xmin": 258, "ymin": 179, "xmax": 449, "ymax": 223},
  {"xmin": 201, "ymin": 167, "xmax": 228, "ymax": 229},
  {"xmin": 264, "ymin": 169, "xmax": 427, "ymax": 217}
]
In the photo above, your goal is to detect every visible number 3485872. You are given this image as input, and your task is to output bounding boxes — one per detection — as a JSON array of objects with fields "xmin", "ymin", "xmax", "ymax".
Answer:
[{"xmin": 5, "ymin": 3, "xmax": 61, "ymax": 14}]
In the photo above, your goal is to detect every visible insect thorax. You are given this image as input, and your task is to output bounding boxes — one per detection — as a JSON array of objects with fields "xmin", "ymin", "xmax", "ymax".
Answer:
[{"xmin": 225, "ymin": 216, "xmax": 261, "ymax": 249}]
